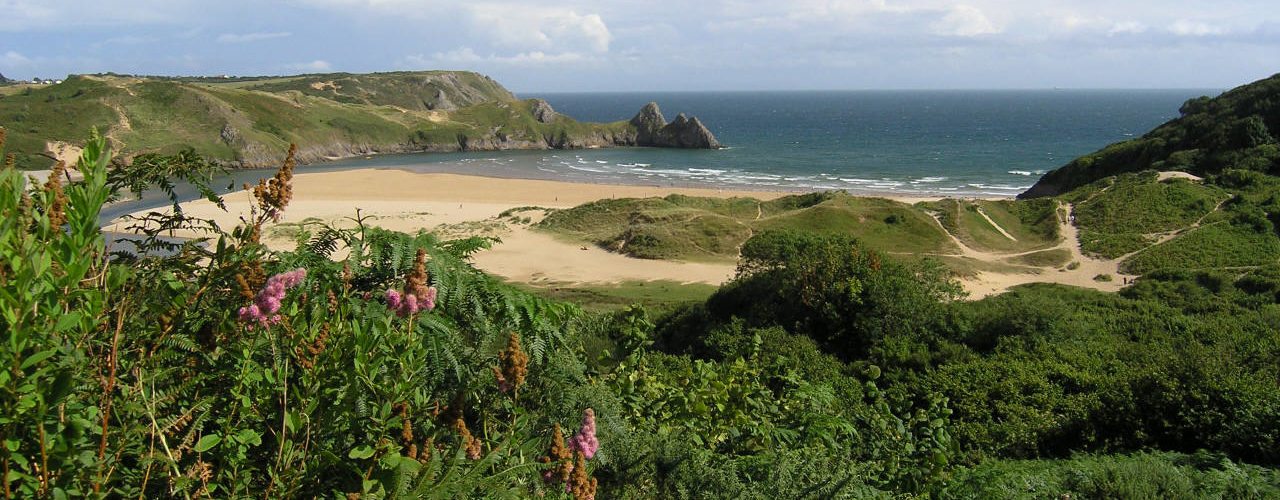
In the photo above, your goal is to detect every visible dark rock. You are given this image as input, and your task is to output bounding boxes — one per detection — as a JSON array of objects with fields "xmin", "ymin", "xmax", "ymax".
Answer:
[
  {"xmin": 219, "ymin": 124, "xmax": 241, "ymax": 145},
  {"xmin": 627, "ymin": 102, "xmax": 721, "ymax": 149},
  {"xmin": 0, "ymin": 73, "xmax": 9, "ymax": 84},
  {"xmin": 530, "ymin": 99, "xmax": 558, "ymax": 124},
  {"xmin": 629, "ymin": 102, "xmax": 666, "ymax": 139}
]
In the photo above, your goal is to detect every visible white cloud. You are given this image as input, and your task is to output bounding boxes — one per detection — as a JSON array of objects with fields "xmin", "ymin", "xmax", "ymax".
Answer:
[
  {"xmin": 406, "ymin": 47, "xmax": 592, "ymax": 67},
  {"xmin": 1168, "ymin": 19, "xmax": 1227, "ymax": 37},
  {"xmin": 932, "ymin": 5, "xmax": 1000, "ymax": 37},
  {"xmin": 217, "ymin": 32, "xmax": 292, "ymax": 43},
  {"xmin": 1108, "ymin": 21, "xmax": 1147, "ymax": 35},
  {"xmin": 287, "ymin": 60, "xmax": 333, "ymax": 72},
  {"xmin": 467, "ymin": 4, "xmax": 612, "ymax": 53},
  {"xmin": 2, "ymin": 51, "xmax": 32, "ymax": 65}
]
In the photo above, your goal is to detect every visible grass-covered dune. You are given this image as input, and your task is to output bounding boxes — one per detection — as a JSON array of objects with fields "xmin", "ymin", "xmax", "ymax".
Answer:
[
  {"xmin": 0, "ymin": 71, "xmax": 638, "ymax": 169},
  {"xmin": 537, "ymin": 192, "xmax": 967, "ymax": 262}
]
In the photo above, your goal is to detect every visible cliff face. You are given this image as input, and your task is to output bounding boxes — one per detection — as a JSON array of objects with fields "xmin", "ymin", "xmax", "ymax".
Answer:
[{"xmin": 629, "ymin": 102, "xmax": 722, "ymax": 149}]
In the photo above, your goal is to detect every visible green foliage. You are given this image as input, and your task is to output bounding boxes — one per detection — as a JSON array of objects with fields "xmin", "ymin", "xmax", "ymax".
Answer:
[
  {"xmin": 944, "ymin": 452, "xmax": 1280, "ymax": 499},
  {"xmin": 705, "ymin": 230, "xmax": 964, "ymax": 363},
  {"xmin": 4, "ymin": 132, "xmax": 1280, "ymax": 498},
  {"xmin": 0, "ymin": 130, "xmax": 113, "ymax": 497},
  {"xmin": 1073, "ymin": 171, "xmax": 1228, "ymax": 258},
  {"xmin": 1023, "ymin": 71, "xmax": 1280, "ymax": 197},
  {"xmin": 1121, "ymin": 222, "xmax": 1280, "ymax": 274},
  {"xmin": 932, "ymin": 282, "xmax": 1280, "ymax": 464},
  {"xmin": 538, "ymin": 191, "xmax": 959, "ymax": 262}
]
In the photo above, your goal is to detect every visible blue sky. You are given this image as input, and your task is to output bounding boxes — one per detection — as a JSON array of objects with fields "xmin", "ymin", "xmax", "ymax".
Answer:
[{"xmin": 1, "ymin": 0, "xmax": 1278, "ymax": 92}]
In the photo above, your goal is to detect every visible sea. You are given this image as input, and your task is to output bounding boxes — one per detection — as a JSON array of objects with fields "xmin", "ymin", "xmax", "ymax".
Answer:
[
  {"xmin": 99, "ymin": 89, "xmax": 1216, "ymax": 223},
  {"xmin": 325, "ymin": 89, "xmax": 1216, "ymax": 197}
]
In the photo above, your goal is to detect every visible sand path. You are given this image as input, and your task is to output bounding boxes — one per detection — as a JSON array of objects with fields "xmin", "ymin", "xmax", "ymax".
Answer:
[
  {"xmin": 109, "ymin": 168, "xmax": 1214, "ymax": 301},
  {"xmin": 923, "ymin": 201, "xmax": 1132, "ymax": 299}
]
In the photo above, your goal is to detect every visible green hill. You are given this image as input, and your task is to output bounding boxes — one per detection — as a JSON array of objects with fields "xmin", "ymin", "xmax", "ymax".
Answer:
[
  {"xmin": 0, "ymin": 71, "xmax": 688, "ymax": 170},
  {"xmin": 536, "ymin": 192, "xmax": 962, "ymax": 262},
  {"xmin": 1022, "ymin": 73, "xmax": 1280, "ymax": 198}
]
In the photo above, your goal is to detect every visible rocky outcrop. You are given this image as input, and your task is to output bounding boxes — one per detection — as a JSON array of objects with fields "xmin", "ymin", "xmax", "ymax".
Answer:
[
  {"xmin": 0, "ymin": 73, "xmax": 10, "ymax": 84},
  {"xmin": 628, "ymin": 102, "xmax": 721, "ymax": 149},
  {"xmin": 531, "ymin": 99, "xmax": 558, "ymax": 124}
]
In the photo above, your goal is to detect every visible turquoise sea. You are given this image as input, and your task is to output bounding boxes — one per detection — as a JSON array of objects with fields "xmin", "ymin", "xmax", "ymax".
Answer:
[
  {"xmin": 101, "ymin": 89, "xmax": 1216, "ymax": 222},
  {"xmin": 327, "ymin": 89, "xmax": 1215, "ymax": 196}
]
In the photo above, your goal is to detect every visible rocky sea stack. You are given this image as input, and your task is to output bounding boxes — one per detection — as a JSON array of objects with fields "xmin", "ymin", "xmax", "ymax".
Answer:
[{"xmin": 629, "ymin": 102, "xmax": 722, "ymax": 149}]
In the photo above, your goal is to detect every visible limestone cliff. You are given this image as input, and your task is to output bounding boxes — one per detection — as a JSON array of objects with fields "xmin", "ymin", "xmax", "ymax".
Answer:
[{"xmin": 629, "ymin": 102, "xmax": 722, "ymax": 149}]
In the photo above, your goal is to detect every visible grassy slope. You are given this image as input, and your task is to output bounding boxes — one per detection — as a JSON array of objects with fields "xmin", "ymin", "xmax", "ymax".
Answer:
[
  {"xmin": 922, "ymin": 198, "xmax": 1060, "ymax": 253},
  {"xmin": 1050, "ymin": 170, "xmax": 1280, "ymax": 274},
  {"xmin": 237, "ymin": 71, "xmax": 516, "ymax": 111},
  {"xmin": 1022, "ymin": 72, "xmax": 1280, "ymax": 198},
  {"xmin": 1072, "ymin": 172, "xmax": 1230, "ymax": 258},
  {"xmin": 538, "ymin": 192, "xmax": 964, "ymax": 263},
  {"xmin": 0, "ymin": 73, "xmax": 632, "ymax": 169}
]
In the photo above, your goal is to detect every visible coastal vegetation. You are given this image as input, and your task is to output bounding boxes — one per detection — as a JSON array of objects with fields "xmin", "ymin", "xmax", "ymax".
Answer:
[
  {"xmin": 0, "ymin": 71, "xmax": 714, "ymax": 171},
  {"xmin": 1022, "ymin": 71, "xmax": 1280, "ymax": 198},
  {"xmin": 3, "ymin": 127, "xmax": 1278, "ymax": 498},
  {"xmin": 3, "ymin": 70, "xmax": 1280, "ymax": 498}
]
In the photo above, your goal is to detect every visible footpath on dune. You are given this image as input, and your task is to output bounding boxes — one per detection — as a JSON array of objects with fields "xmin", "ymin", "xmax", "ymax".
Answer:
[{"xmin": 111, "ymin": 168, "xmax": 1170, "ymax": 300}]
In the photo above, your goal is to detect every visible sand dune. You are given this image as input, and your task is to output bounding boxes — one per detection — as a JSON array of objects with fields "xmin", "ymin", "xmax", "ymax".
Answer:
[{"xmin": 110, "ymin": 168, "xmax": 1132, "ymax": 299}]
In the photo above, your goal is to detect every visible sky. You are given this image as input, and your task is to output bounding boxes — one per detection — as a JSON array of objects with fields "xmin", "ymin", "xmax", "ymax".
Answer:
[{"xmin": 1, "ymin": 0, "xmax": 1278, "ymax": 92}]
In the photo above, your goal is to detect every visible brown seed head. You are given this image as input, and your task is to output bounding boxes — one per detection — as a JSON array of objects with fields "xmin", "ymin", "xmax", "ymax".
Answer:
[
  {"xmin": 252, "ymin": 144, "xmax": 297, "ymax": 221},
  {"xmin": 43, "ymin": 161, "xmax": 68, "ymax": 228},
  {"xmin": 452, "ymin": 417, "xmax": 482, "ymax": 460},
  {"xmin": 497, "ymin": 332, "xmax": 529, "ymax": 393},
  {"xmin": 569, "ymin": 451, "xmax": 597, "ymax": 500},
  {"xmin": 406, "ymin": 248, "xmax": 430, "ymax": 299}
]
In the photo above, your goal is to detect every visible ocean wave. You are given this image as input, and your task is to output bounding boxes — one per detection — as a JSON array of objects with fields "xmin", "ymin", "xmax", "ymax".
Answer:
[
  {"xmin": 968, "ymin": 183, "xmax": 1031, "ymax": 191},
  {"xmin": 1008, "ymin": 170, "xmax": 1034, "ymax": 176},
  {"xmin": 568, "ymin": 165, "xmax": 609, "ymax": 173},
  {"xmin": 634, "ymin": 167, "xmax": 698, "ymax": 176},
  {"xmin": 911, "ymin": 176, "xmax": 948, "ymax": 184}
]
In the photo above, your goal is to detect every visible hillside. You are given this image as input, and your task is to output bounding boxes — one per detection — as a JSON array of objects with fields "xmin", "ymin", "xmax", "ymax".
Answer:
[
  {"xmin": 1022, "ymin": 72, "xmax": 1280, "ymax": 198},
  {"xmin": 0, "ymin": 71, "xmax": 716, "ymax": 169},
  {"xmin": 1011, "ymin": 72, "xmax": 1280, "ymax": 277}
]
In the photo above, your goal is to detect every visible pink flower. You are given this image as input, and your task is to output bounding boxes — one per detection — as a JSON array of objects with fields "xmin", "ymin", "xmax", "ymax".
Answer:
[
  {"xmin": 237, "ymin": 268, "xmax": 307, "ymax": 329},
  {"xmin": 386, "ymin": 285, "xmax": 438, "ymax": 317},
  {"xmin": 403, "ymin": 294, "xmax": 419, "ymax": 317},
  {"xmin": 568, "ymin": 408, "xmax": 599, "ymax": 459},
  {"xmin": 422, "ymin": 286, "xmax": 437, "ymax": 312}
]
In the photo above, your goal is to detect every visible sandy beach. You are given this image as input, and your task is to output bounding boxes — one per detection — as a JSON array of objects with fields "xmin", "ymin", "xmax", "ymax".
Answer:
[{"xmin": 109, "ymin": 168, "xmax": 1131, "ymax": 300}]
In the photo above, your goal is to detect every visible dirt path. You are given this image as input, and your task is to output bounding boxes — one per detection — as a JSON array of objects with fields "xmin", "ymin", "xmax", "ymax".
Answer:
[
  {"xmin": 976, "ymin": 207, "xmax": 1017, "ymax": 241},
  {"xmin": 925, "ymin": 202, "xmax": 1132, "ymax": 299}
]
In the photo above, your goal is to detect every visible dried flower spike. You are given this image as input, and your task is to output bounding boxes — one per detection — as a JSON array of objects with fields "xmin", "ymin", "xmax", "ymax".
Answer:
[
  {"xmin": 252, "ymin": 144, "xmax": 297, "ymax": 222},
  {"xmin": 452, "ymin": 418, "xmax": 481, "ymax": 460},
  {"xmin": 569, "ymin": 451, "xmax": 597, "ymax": 500},
  {"xmin": 540, "ymin": 424, "xmax": 573, "ymax": 485},
  {"xmin": 43, "ymin": 161, "xmax": 68, "ymax": 228},
  {"xmin": 494, "ymin": 332, "xmax": 529, "ymax": 394}
]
